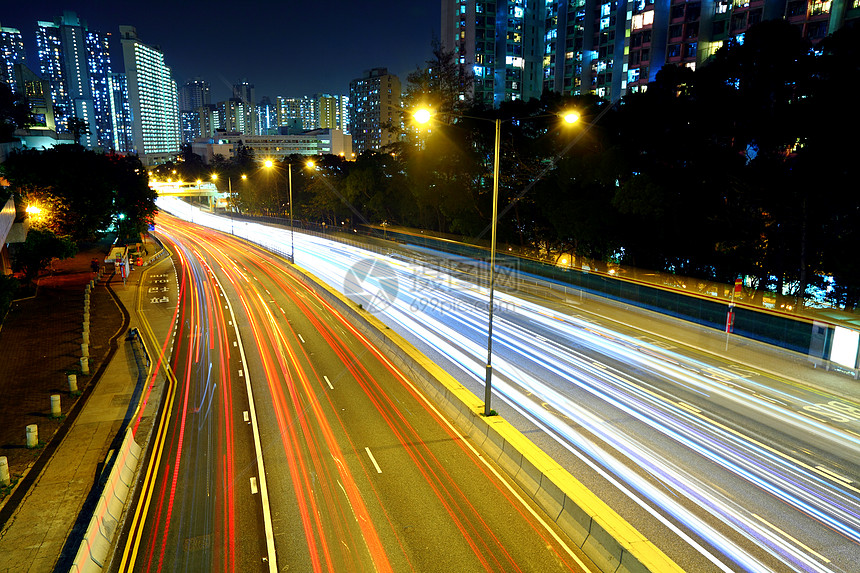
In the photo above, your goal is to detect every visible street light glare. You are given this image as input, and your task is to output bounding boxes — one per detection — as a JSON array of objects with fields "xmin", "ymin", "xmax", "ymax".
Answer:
[
  {"xmin": 306, "ymin": 160, "xmax": 315, "ymax": 169},
  {"xmin": 264, "ymin": 159, "xmax": 274, "ymax": 169},
  {"xmin": 413, "ymin": 108, "xmax": 432, "ymax": 124},
  {"xmin": 563, "ymin": 111, "xmax": 581, "ymax": 124}
]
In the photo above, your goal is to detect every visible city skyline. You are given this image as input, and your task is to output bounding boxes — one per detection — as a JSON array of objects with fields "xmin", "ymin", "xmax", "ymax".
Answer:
[{"xmin": 1, "ymin": 1, "xmax": 438, "ymax": 102}]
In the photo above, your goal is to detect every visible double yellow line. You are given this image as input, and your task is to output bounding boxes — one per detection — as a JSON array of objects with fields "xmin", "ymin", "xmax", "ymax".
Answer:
[{"xmin": 116, "ymin": 247, "xmax": 184, "ymax": 573}]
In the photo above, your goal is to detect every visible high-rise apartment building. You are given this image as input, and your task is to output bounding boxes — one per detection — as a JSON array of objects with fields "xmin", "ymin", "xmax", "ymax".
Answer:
[
  {"xmin": 443, "ymin": 0, "xmax": 859, "ymax": 104},
  {"xmin": 258, "ymin": 96, "xmax": 277, "ymax": 135},
  {"xmin": 275, "ymin": 95, "xmax": 318, "ymax": 131},
  {"xmin": 348, "ymin": 68, "xmax": 401, "ymax": 155},
  {"xmin": 179, "ymin": 77, "xmax": 210, "ymax": 112},
  {"xmin": 108, "ymin": 72, "xmax": 133, "ymax": 153},
  {"xmin": 35, "ymin": 12, "xmax": 113, "ymax": 148},
  {"xmin": 0, "ymin": 24, "xmax": 26, "ymax": 95},
  {"xmin": 179, "ymin": 78, "xmax": 210, "ymax": 143},
  {"xmin": 120, "ymin": 25, "xmax": 180, "ymax": 164},
  {"xmin": 317, "ymin": 94, "xmax": 339, "ymax": 130}
]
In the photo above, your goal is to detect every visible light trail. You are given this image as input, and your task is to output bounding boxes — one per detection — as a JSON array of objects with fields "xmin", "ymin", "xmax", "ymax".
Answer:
[
  {"xmin": 154, "ymin": 213, "xmax": 588, "ymax": 572},
  {"xmin": 156, "ymin": 197, "xmax": 860, "ymax": 573}
]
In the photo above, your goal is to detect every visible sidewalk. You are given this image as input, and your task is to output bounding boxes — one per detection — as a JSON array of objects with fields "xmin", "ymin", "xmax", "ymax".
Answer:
[{"xmin": 0, "ymin": 236, "xmax": 163, "ymax": 573}]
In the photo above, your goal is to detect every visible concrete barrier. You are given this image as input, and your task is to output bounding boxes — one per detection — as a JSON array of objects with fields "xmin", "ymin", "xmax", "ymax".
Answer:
[
  {"xmin": 289, "ymin": 264, "xmax": 685, "ymax": 573},
  {"xmin": 70, "ymin": 428, "xmax": 142, "ymax": 573}
]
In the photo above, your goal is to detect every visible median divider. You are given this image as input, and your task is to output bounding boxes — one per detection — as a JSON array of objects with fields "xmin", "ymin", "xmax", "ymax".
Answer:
[
  {"xmin": 289, "ymin": 262, "xmax": 685, "ymax": 573},
  {"xmin": 69, "ymin": 428, "xmax": 142, "ymax": 573}
]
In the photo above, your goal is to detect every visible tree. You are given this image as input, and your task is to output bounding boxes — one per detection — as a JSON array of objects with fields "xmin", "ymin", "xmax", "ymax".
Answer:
[
  {"xmin": 404, "ymin": 41, "xmax": 473, "ymax": 125},
  {"xmin": 2, "ymin": 146, "xmax": 156, "ymax": 243},
  {"xmin": 10, "ymin": 228, "xmax": 77, "ymax": 284}
]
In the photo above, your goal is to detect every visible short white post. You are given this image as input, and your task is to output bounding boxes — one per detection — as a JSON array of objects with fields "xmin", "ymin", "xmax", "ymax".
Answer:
[
  {"xmin": 80, "ymin": 356, "xmax": 89, "ymax": 375},
  {"xmin": 82, "ymin": 329, "xmax": 89, "ymax": 345},
  {"xmin": 26, "ymin": 424, "xmax": 38, "ymax": 448},
  {"xmin": 50, "ymin": 394, "xmax": 61, "ymax": 417},
  {"xmin": 0, "ymin": 456, "xmax": 9, "ymax": 486},
  {"xmin": 81, "ymin": 343, "xmax": 88, "ymax": 358},
  {"xmin": 68, "ymin": 373, "xmax": 78, "ymax": 392}
]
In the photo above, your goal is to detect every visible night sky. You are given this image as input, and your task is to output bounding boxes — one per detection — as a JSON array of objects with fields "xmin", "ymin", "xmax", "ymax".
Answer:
[{"xmin": 2, "ymin": 1, "xmax": 439, "ymax": 101}]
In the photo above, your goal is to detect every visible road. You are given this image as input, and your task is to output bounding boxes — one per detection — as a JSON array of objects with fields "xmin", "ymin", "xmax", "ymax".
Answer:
[
  {"xmin": 155, "ymin": 198, "xmax": 860, "ymax": 573},
  {"xmin": 115, "ymin": 211, "xmax": 591, "ymax": 572}
]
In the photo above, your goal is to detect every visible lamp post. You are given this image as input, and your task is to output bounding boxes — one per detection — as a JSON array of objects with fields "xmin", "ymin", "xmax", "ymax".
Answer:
[
  {"xmin": 212, "ymin": 173, "xmax": 242, "ymax": 235},
  {"xmin": 264, "ymin": 158, "xmax": 310, "ymax": 264},
  {"xmin": 414, "ymin": 106, "xmax": 580, "ymax": 417}
]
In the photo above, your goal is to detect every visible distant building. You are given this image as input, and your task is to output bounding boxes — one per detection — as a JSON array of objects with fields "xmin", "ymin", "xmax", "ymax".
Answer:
[
  {"xmin": 348, "ymin": 68, "xmax": 401, "ymax": 155},
  {"xmin": 197, "ymin": 104, "xmax": 221, "ymax": 138},
  {"xmin": 179, "ymin": 78, "xmax": 211, "ymax": 143},
  {"xmin": 257, "ymin": 96, "xmax": 277, "ymax": 135},
  {"xmin": 232, "ymin": 80, "xmax": 257, "ymax": 135},
  {"xmin": 190, "ymin": 129, "xmax": 352, "ymax": 163},
  {"xmin": 276, "ymin": 95, "xmax": 317, "ymax": 131},
  {"xmin": 179, "ymin": 77, "xmax": 210, "ymax": 112},
  {"xmin": 108, "ymin": 72, "xmax": 133, "ymax": 153},
  {"xmin": 35, "ymin": 11, "xmax": 113, "ymax": 149},
  {"xmin": 119, "ymin": 25, "xmax": 181, "ymax": 165},
  {"xmin": 0, "ymin": 24, "xmax": 26, "ymax": 95}
]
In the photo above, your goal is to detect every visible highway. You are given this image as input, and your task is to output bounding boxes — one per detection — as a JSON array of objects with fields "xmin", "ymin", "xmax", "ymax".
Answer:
[
  {"xmin": 156, "ymin": 197, "xmax": 860, "ymax": 573},
  {"xmin": 116, "ymin": 211, "xmax": 591, "ymax": 572}
]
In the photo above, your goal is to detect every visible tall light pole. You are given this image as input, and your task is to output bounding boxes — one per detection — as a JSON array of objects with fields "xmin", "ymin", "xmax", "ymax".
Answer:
[
  {"xmin": 264, "ymin": 158, "xmax": 311, "ymax": 264},
  {"xmin": 414, "ymin": 106, "xmax": 581, "ymax": 417},
  {"xmin": 484, "ymin": 118, "xmax": 501, "ymax": 416}
]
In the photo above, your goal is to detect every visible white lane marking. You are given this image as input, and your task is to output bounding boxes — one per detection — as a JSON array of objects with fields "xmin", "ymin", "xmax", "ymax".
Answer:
[
  {"xmin": 250, "ymin": 477, "xmax": 258, "ymax": 495},
  {"xmin": 243, "ymin": 411, "xmax": 249, "ymax": 422},
  {"xmin": 324, "ymin": 375, "xmax": 334, "ymax": 390},
  {"xmin": 238, "ymin": 369, "xmax": 244, "ymax": 377},
  {"xmin": 298, "ymin": 333, "xmax": 306, "ymax": 344},
  {"xmin": 365, "ymin": 447, "xmax": 382, "ymax": 474},
  {"xmin": 751, "ymin": 513, "xmax": 830, "ymax": 563},
  {"xmin": 209, "ymin": 271, "xmax": 278, "ymax": 573}
]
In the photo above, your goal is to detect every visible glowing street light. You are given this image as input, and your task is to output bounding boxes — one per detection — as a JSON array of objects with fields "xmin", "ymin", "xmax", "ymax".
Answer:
[
  {"xmin": 263, "ymin": 159, "xmax": 304, "ymax": 263},
  {"xmin": 412, "ymin": 106, "xmax": 582, "ymax": 416},
  {"xmin": 562, "ymin": 110, "xmax": 581, "ymax": 124}
]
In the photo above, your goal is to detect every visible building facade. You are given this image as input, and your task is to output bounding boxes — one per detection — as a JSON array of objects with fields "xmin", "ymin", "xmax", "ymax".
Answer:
[
  {"xmin": 348, "ymin": 68, "xmax": 401, "ymax": 155},
  {"xmin": 179, "ymin": 78, "xmax": 211, "ymax": 143},
  {"xmin": 35, "ymin": 12, "xmax": 113, "ymax": 148},
  {"xmin": 443, "ymin": 0, "xmax": 860, "ymax": 104},
  {"xmin": 120, "ymin": 25, "xmax": 181, "ymax": 164},
  {"xmin": 108, "ymin": 72, "xmax": 133, "ymax": 153},
  {"xmin": 0, "ymin": 24, "xmax": 26, "ymax": 95},
  {"xmin": 190, "ymin": 130, "xmax": 351, "ymax": 163}
]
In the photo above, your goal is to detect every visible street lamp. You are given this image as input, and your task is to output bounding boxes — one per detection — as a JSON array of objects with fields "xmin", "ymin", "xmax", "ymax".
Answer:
[
  {"xmin": 264, "ymin": 159, "xmax": 302, "ymax": 263},
  {"xmin": 413, "ymin": 106, "xmax": 579, "ymax": 417},
  {"xmin": 414, "ymin": 107, "xmax": 501, "ymax": 416}
]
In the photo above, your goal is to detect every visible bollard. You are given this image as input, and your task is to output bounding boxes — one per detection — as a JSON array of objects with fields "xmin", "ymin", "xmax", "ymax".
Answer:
[
  {"xmin": 68, "ymin": 373, "xmax": 78, "ymax": 392},
  {"xmin": 26, "ymin": 424, "xmax": 38, "ymax": 448},
  {"xmin": 80, "ymin": 356, "xmax": 89, "ymax": 375},
  {"xmin": 81, "ymin": 343, "xmax": 88, "ymax": 358},
  {"xmin": 82, "ymin": 329, "xmax": 89, "ymax": 345},
  {"xmin": 50, "ymin": 394, "xmax": 61, "ymax": 417},
  {"xmin": 0, "ymin": 456, "xmax": 9, "ymax": 486}
]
